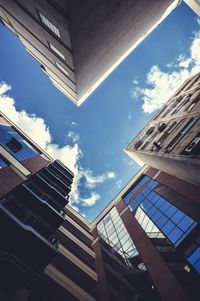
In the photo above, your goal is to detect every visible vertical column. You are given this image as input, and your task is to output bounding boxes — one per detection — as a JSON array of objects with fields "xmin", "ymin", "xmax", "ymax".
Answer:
[
  {"xmin": 145, "ymin": 168, "xmax": 200, "ymax": 206},
  {"xmin": 116, "ymin": 200, "xmax": 190, "ymax": 301},
  {"xmin": 91, "ymin": 228, "xmax": 110, "ymax": 301}
]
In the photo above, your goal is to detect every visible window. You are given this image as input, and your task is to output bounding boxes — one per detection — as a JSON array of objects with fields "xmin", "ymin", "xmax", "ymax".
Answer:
[
  {"xmin": 165, "ymin": 118, "xmax": 198, "ymax": 152},
  {"xmin": 123, "ymin": 176, "xmax": 151, "ymax": 205},
  {"xmin": 0, "ymin": 125, "xmax": 39, "ymax": 161},
  {"xmin": 131, "ymin": 179, "xmax": 197, "ymax": 247},
  {"xmin": 97, "ymin": 207, "xmax": 138, "ymax": 260},
  {"xmin": 0, "ymin": 155, "xmax": 9, "ymax": 169},
  {"xmin": 49, "ymin": 43, "xmax": 65, "ymax": 60},
  {"xmin": 39, "ymin": 12, "xmax": 60, "ymax": 37},
  {"xmin": 185, "ymin": 236, "xmax": 200, "ymax": 273},
  {"xmin": 6, "ymin": 137, "xmax": 22, "ymax": 153},
  {"xmin": 55, "ymin": 62, "xmax": 69, "ymax": 76},
  {"xmin": 172, "ymin": 96, "xmax": 191, "ymax": 115},
  {"xmin": 161, "ymin": 100, "xmax": 177, "ymax": 118}
]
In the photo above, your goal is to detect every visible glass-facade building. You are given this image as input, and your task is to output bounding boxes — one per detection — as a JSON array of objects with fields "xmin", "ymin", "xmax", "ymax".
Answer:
[{"xmin": 123, "ymin": 175, "xmax": 199, "ymax": 273}]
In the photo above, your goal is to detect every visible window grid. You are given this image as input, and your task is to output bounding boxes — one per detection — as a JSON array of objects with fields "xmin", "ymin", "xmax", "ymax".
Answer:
[
  {"xmin": 39, "ymin": 12, "xmax": 60, "ymax": 37},
  {"xmin": 185, "ymin": 236, "xmax": 200, "ymax": 273},
  {"xmin": 165, "ymin": 118, "xmax": 198, "ymax": 152},
  {"xmin": 125, "ymin": 177, "xmax": 197, "ymax": 248},
  {"xmin": 97, "ymin": 207, "xmax": 138, "ymax": 259}
]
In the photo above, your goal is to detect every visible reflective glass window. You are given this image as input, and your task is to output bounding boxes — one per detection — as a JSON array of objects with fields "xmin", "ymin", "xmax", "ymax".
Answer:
[
  {"xmin": 0, "ymin": 125, "xmax": 39, "ymax": 161},
  {"xmin": 131, "ymin": 177, "xmax": 197, "ymax": 248}
]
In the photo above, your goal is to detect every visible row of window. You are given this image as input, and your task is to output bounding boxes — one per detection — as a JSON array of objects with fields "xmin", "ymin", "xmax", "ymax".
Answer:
[
  {"xmin": 38, "ymin": 12, "xmax": 69, "ymax": 77},
  {"xmin": 136, "ymin": 117, "xmax": 199, "ymax": 154},
  {"xmin": 123, "ymin": 176, "xmax": 199, "ymax": 273},
  {"xmin": 97, "ymin": 207, "xmax": 138, "ymax": 260}
]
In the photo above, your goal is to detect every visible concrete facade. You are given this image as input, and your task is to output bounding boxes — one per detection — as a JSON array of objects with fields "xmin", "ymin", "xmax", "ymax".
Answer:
[
  {"xmin": 125, "ymin": 72, "xmax": 200, "ymax": 186},
  {"xmin": 0, "ymin": 0, "xmax": 178, "ymax": 105}
]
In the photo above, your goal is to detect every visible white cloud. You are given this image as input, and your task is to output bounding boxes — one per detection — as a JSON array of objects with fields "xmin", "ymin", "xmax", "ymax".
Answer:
[
  {"xmin": 0, "ymin": 83, "xmax": 116, "ymax": 209},
  {"xmin": 131, "ymin": 28, "xmax": 200, "ymax": 114},
  {"xmin": 197, "ymin": 18, "xmax": 200, "ymax": 26},
  {"xmin": 82, "ymin": 192, "xmax": 101, "ymax": 207},
  {"xmin": 67, "ymin": 130, "xmax": 80, "ymax": 143},
  {"xmin": 132, "ymin": 79, "xmax": 138, "ymax": 85},
  {"xmin": 71, "ymin": 121, "xmax": 78, "ymax": 127},
  {"xmin": 81, "ymin": 169, "xmax": 116, "ymax": 189},
  {"xmin": 128, "ymin": 114, "xmax": 132, "ymax": 120}
]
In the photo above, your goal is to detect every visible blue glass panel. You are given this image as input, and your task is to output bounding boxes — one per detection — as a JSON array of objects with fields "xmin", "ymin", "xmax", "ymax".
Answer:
[
  {"xmin": 148, "ymin": 206, "xmax": 157, "ymax": 217},
  {"xmin": 165, "ymin": 205, "xmax": 177, "ymax": 218},
  {"xmin": 148, "ymin": 180, "xmax": 158, "ymax": 189},
  {"xmin": 141, "ymin": 187, "xmax": 151, "ymax": 197},
  {"xmin": 178, "ymin": 216, "xmax": 196, "ymax": 232},
  {"xmin": 0, "ymin": 125, "xmax": 39, "ymax": 161},
  {"xmin": 139, "ymin": 176, "xmax": 150, "ymax": 185},
  {"xmin": 157, "ymin": 215, "xmax": 168, "ymax": 228},
  {"xmin": 168, "ymin": 227, "xmax": 183, "ymax": 244},
  {"xmin": 194, "ymin": 259, "xmax": 200, "ymax": 272},
  {"xmin": 151, "ymin": 210, "xmax": 162, "ymax": 223},
  {"xmin": 0, "ymin": 158, "xmax": 7, "ymax": 168},
  {"xmin": 188, "ymin": 247, "xmax": 200, "ymax": 264},
  {"xmin": 160, "ymin": 201, "xmax": 170, "ymax": 213},
  {"xmin": 141, "ymin": 200, "xmax": 152, "ymax": 213},
  {"xmin": 162, "ymin": 221, "xmax": 175, "ymax": 236},
  {"xmin": 154, "ymin": 197, "xmax": 165, "ymax": 208},
  {"xmin": 171, "ymin": 210, "xmax": 185, "ymax": 224}
]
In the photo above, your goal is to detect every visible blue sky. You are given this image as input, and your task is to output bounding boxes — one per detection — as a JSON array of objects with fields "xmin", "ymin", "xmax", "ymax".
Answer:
[{"xmin": 0, "ymin": 2, "xmax": 200, "ymax": 221}]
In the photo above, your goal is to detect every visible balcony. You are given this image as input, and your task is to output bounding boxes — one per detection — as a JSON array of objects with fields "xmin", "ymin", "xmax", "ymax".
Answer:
[
  {"xmin": 40, "ymin": 168, "xmax": 71, "ymax": 195},
  {"xmin": 31, "ymin": 173, "xmax": 69, "ymax": 208},
  {"xmin": 14, "ymin": 184, "xmax": 65, "ymax": 228},
  {"xmin": 0, "ymin": 196, "xmax": 59, "ymax": 272},
  {"xmin": 24, "ymin": 181, "xmax": 65, "ymax": 214},
  {"xmin": 48, "ymin": 163, "xmax": 73, "ymax": 186}
]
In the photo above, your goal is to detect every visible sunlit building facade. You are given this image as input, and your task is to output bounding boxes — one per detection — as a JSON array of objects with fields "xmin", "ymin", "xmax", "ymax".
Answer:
[
  {"xmin": 125, "ymin": 72, "xmax": 200, "ymax": 186},
  {"xmin": 0, "ymin": 0, "xmax": 179, "ymax": 105}
]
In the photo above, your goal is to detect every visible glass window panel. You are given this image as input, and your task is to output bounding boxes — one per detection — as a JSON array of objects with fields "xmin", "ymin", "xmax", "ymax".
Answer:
[
  {"xmin": 178, "ymin": 215, "xmax": 196, "ymax": 232},
  {"xmin": 171, "ymin": 210, "xmax": 185, "ymax": 224},
  {"xmin": 157, "ymin": 215, "xmax": 168, "ymax": 228},
  {"xmin": 151, "ymin": 210, "xmax": 162, "ymax": 223},
  {"xmin": 39, "ymin": 12, "xmax": 60, "ymax": 37},
  {"xmin": 145, "ymin": 219, "xmax": 154, "ymax": 233},
  {"xmin": 141, "ymin": 199, "xmax": 152, "ymax": 212},
  {"xmin": 194, "ymin": 259, "xmax": 200, "ymax": 272},
  {"xmin": 154, "ymin": 197, "xmax": 165, "ymax": 209},
  {"xmin": 141, "ymin": 214, "xmax": 149, "ymax": 228},
  {"xmin": 188, "ymin": 247, "xmax": 200, "ymax": 264},
  {"xmin": 167, "ymin": 227, "xmax": 183, "ymax": 244},
  {"xmin": 148, "ymin": 180, "xmax": 158, "ymax": 189},
  {"xmin": 162, "ymin": 221, "xmax": 175, "ymax": 236},
  {"xmin": 160, "ymin": 202, "xmax": 171, "ymax": 213},
  {"xmin": 165, "ymin": 205, "xmax": 177, "ymax": 218},
  {"xmin": 141, "ymin": 187, "xmax": 151, "ymax": 197},
  {"xmin": 0, "ymin": 125, "xmax": 39, "ymax": 161},
  {"xmin": 147, "ymin": 206, "xmax": 157, "ymax": 217}
]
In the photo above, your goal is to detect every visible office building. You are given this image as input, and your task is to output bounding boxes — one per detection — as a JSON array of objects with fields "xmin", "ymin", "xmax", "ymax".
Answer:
[
  {"xmin": 1, "ymin": 112, "xmax": 199, "ymax": 301},
  {"xmin": 91, "ymin": 165, "xmax": 200, "ymax": 301},
  {"xmin": 0, "ymin": 0, "xmax": 179, "ymax": 106},
  {"xmin": 125, "ymin": 72, "xmax": 200, "ymax": 186}
]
